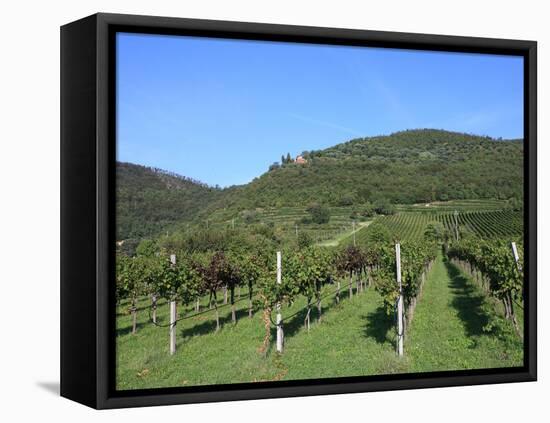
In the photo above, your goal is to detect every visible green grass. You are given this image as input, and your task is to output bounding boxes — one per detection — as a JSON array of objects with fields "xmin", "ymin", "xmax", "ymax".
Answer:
[
  {"xmin": 116, "ymin": 282, "xmax": 402, "ymax": 389},
  {"xmin": 406, "ymin": 253, "xmax": 523, "ymax": 371},
  {"xmin": 116, "ymin": 253, "xmax": 523, "ymax": 390}
]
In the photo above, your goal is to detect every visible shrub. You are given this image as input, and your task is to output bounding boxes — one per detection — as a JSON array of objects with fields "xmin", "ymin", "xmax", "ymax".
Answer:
[{"xmin": 306, "ymin": 202, "xmax": 331, "ymax": 224}]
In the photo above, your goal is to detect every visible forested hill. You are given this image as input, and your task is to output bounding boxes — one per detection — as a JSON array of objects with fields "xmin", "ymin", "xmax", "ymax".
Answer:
[
  {"xmin": 212, "ymin": 129, "xmax": 523, "ymax": 212},
  {"xmin": 116, "ymin": 162, "xmax": 221, "ymax": 240},
  {"xmin": 117, "ymin": 129, "xmax": 523, "ymax": 239}
]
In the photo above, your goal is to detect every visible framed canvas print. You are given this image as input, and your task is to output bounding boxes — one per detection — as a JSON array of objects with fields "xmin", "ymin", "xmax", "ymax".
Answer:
[{"xmin": 60, "ymin": 13, "xmax": 537, "ymax": 409}]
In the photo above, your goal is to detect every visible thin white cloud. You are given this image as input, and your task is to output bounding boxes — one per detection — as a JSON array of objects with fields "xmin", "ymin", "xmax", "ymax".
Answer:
[
  {"xmin": 369, "ymin": 79, "xmax": 417, "ymax": 128},
  {"xmin": 425, "ymin": 105, "xmax": 522, "ymax": 138},
  {"xmin": 287, "ymin": 113, "xmax": 363, "ymax": 137}
]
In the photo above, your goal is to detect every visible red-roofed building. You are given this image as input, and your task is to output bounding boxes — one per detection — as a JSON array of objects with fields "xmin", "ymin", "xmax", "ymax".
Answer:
[{"xmin": 295, "ymin": 155, "xmax": 307, "ymax": 164}]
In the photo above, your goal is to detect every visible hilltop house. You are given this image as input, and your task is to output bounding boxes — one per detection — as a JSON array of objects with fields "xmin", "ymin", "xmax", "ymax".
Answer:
[{"xmin": 295, "ymin": 155, "xmax": 307, "ymax": 164}]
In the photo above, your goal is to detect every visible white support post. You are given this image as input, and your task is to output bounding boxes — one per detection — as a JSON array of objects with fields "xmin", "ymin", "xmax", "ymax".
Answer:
[
  {"xmin": 511, "ymin": 242, "xmax": 522, "ymax": 273},
  {"xmin": 454, "ymin": 210, "xmax": 459, "ymax": 241},
  {"xmin": 276, "ymin": 251, "xmax": 283, "ymax": 353},
  {"xmin": 395, "ymin": 243, "xmax": 404, "ymax": 357},
  {"xmin": 169, "ymin": 254, "xmax": 177, "ymax": 355},
  {"xmin": 169, "ymin": 300, "xmax": 177, "ymax": 355}
]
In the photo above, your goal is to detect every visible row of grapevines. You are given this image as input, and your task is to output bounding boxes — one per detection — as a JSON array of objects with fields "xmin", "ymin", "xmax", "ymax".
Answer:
[
  {"xmin": 355, "ymin": 209, "xmax": 523, "ymax": 245},
  {"xmin": 370, "ymin": 241, "xmax": 437, "ymax": 317},
  {"xmin": 437, "ymin": 210, "xmax": 523, "ymax": 238},
  {"xmin": 446, "ymin": 238, "xmax": 523, "ymax": 331},
  {"xmin": 116, "ymin": 249, "xmax": 273, "ymax": 332},
  {"xmin": 117, "ymin": 239, "xmax": 438, "ymax": 355}
]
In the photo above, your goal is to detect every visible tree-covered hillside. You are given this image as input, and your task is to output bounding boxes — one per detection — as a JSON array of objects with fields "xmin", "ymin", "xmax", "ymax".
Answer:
[
  {"xmin": 117, "ymin": 129, "xmax": 523, "ymax": 240},
  {"xmin": 210, "ymin": 129, "xmax": 523, "ymax": 211},
  {"xmin": 116, "ymin": 162, "xmax": 221, "ymax": 240}
]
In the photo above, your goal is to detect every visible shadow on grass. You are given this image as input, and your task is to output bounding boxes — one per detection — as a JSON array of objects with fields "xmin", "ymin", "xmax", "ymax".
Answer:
[
  {"xmin": 116, "ymin": 320, "xmax": 151, "ymax": 337},
  {"xmin": 118, "ymin": 296, "xmax": 238, "ymax": 318},
  {"xmin": 363, "ymin": 305, "xmax": 393, "ymax": 344},
  {"xmin": 117, "ymin": 299, "xmax": 172, "ymax": 318},
  {"xmin": 445, "ymin": 260, "xmax": 492, "ymax": 338},
  {"xmin": 277, "ymin": 285, "xmax": 359, "ymax": 340},
  {"xmin": 144, "ymin": 283, "xmax": 361, "ymax": 343},
  {"xmin": 178, "ymin": 307, "xmax": 251, "ymax": 338},
  {"xmin": 278, "ymin": 306, "xmax": 311, "ymax": 339}
]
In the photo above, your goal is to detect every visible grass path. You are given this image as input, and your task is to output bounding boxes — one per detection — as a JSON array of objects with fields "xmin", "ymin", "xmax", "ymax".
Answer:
[
  {"xmin": 317, "ymin": 221, "xmax": 371, "ymax": 247},
  {"xmin": 406, "ymin": 253, "xmax": 523, "ymax": 372}
]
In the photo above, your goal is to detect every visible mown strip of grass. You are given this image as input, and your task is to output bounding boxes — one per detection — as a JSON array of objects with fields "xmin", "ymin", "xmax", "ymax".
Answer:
[{"xmin": 406, "ymin": 253, "xmax": 523, "ymax": 372}]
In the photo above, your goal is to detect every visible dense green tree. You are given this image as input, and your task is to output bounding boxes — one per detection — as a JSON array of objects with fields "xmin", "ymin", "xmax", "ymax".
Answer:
[
  {"xmin": 339, "ymin": 193, "xmax": 355, "ymax": 206},
  {"xmin": 374, "ymin": 199, "xmax": 396, "ymax": 215},
  {"xmin": 361, "ymin": 202, "xmax": 375, "ymax": 218},
  {"xmin": 306, "ymin": 202, "xmax": 331, "ymax": 224}
]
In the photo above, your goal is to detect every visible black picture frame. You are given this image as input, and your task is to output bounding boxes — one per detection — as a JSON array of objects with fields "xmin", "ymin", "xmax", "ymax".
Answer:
[{"xmin": 60, "ymin": 12, "xmax": 537, "ymax": 409}]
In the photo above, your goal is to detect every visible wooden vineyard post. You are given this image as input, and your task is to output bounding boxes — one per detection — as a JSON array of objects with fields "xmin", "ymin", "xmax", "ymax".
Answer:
[
  {"xmin": 395, "ymin": 243, "xmax": 404, "ymax": 357},
  {"xmin": 169, "ymin": 254, "xmax": 177, "ymax": 356},
  {"xmin": 511, "ymin": 242, "xmax": 522, "ymax": 273},
  {"xmin": 276, "ymin": 251, "xmax": 284, "ymax": 353}
]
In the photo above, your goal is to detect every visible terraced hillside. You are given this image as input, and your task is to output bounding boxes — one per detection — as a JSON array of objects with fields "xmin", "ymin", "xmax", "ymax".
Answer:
[
  {"xmin": 396, "ymin": 199, "xmax": 509, "ymax": 213},
  {"xmin": 191, "ymin": 199, "xmax": 520, "ymax": 247},
  {"xmin": 203, "ymin": 206, "xmax": 361, "ymax": 243}
]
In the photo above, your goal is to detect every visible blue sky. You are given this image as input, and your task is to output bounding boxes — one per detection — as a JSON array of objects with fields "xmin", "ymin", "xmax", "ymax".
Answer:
[{"xmin": 116, "ymin": 32, "xmax": 524, "ymax": 187}]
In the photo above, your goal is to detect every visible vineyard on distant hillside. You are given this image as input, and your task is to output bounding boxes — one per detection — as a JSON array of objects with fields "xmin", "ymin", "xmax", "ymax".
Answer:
[
  {"xmin": 395, "ymin": 199, "xmax": 508, "ymax": 213},
  {"xmin": 352, "ymin": 210, "xmax": 523, "ymax": 243},
  {"xmin": 191, "ymin": 200, "xmax": 519, "ymax": 247}
]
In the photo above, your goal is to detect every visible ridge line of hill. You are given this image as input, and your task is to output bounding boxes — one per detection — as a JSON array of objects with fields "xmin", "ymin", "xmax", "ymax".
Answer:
[{"xmin": 116, "ymin": 129, "xmax": 523, "ymax": 240}]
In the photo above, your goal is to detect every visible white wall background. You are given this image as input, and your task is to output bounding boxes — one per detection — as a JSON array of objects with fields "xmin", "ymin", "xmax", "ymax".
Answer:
[{"xmin": 1, "ymin": 0, "xmax": 546, "ymax": 420}]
